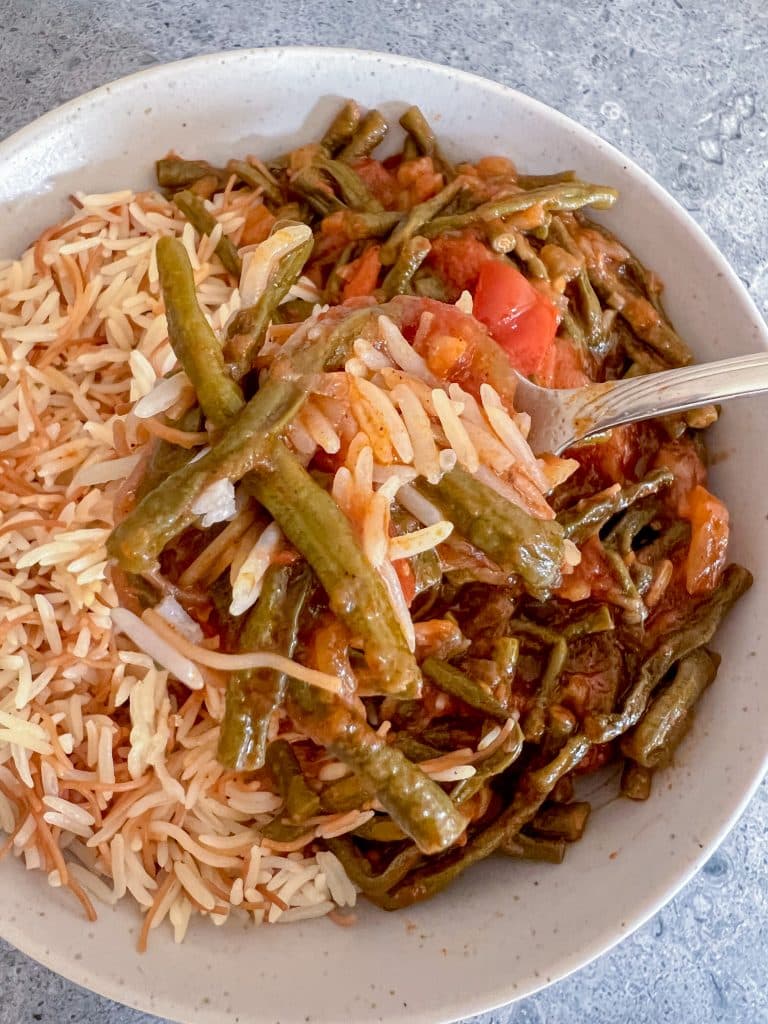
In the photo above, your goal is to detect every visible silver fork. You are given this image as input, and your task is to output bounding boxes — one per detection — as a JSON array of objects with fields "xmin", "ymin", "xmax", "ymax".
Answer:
[{"xmin": 513, "ymin": 352, "xmax": 768, "ymax": 455}]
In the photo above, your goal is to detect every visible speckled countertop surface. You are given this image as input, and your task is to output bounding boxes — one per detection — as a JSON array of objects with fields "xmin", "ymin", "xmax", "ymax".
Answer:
[{"xmin": 0, "ymin": 1, "xmax": 767, "ymax": 1022}]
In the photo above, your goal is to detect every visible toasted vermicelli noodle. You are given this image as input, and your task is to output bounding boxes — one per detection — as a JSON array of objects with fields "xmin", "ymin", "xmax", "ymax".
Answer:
[{"xmin": 0, "ymin": 99, "xmax": 749, "ymax": 948}]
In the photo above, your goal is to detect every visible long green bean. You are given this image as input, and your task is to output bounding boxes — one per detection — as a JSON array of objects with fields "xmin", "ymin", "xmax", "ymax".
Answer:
[
  {"xmin": 321, "ymin": 100, "xmax": 362, "ymax": 155},
  {"xmin": 399, "ymin": 105, "xmax": 456, "ymax": 178},
  {"xmin": 501, "ymin": 833, "xmax": 566, "ymax": 863},
  {"xmin": 620, "ymin": 648, "xmax": 718, "ymax": 768},
  {"xmin": 620, "ymin": 761, "xmax": 653, "ymax": 800},
  {"xmin": 530, "ymin": 801, "xmax": 591, "ymax": 841},
  {"xmin": 246, "ymin": 439, "xmax": 421, "ymax": 697},
  {"xmin": 339, "ymin": 110, "xmax": 389, "ymax": 161},
  {"xmin": 380, "ymin": 236, "xmax": 431, "ymax": 298},
  {"xmin": 422, "ymin": 657, "xmax": 512, "ymax": 721},
  {"xmin": 290, "ymin": 166, "xmax": 345, "ymax": 216},
  {"xmin": 315, "ymin": 156, "xmax": 382, "ymax": 212},
  {"xmin": 558, "ymin": 468, "xmax": 674, "ymax": 544},
  {"xmin": 227, "ymin": 158, "xmax": 284, "ymax": 205},
  {"xmin": 108, "ymin": 309, "xmax": 374, "ymax": 572},
  {"xmin": 217, "ymin": 564, "xmax": 311, "ymax": 771},
  {"xmin": 549, "ymin": 217, "xmax": 604, "ymax": 351},
  {"xmin": 587, "ymin": 565, "xmax": 751, "ymax": 743},
  {"xmin": 415, "ymin": 467, "xmax": 565, "ymax": 600},
  {"xmin": 327, "ymin": 837, "xmax": 422, "ymax": 894},
  {"xmin": 172, "ymin": 190, "xmax": 242, "ymax": 277},
  {"xmin": 156, "ymin": 158, "xmax": 227, "ymax": 190},
  {"xmin": 369, "ymin": 734, "xmax": 590, "ymax": 909},
  {"xmin": 450, "ymin": 725, "xmax": 525, "ymax": 806},
  {"xmin": 422, "ymin": 183, "xmax": 618, "ymax": 238},
  {"xmin": 155, "ymin": 236, "xmax": 244, "ymax": 428},
  {"xmin": 266, "ymin": 738, "xmax": 321, "ymax": 822},
  {"xmin": 286, "ymin": 681, "xmax": 467, "ymax": 854},
  {"xmin": 380, "ymin": 177, "xmax": 466, "ymax": 265},
  {"xmin": 327, "ymin": 210, "xmax": 403, "ymax": 240},
  {"xmin": 224, "ymin": 227, "xmax": 314, "ymax": 378}
]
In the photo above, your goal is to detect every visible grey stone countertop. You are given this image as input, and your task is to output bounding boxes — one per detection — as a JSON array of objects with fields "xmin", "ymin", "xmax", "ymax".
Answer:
[{"xmin": 0, "ymin": 1, "xmax": 767, "ymax": 1021}]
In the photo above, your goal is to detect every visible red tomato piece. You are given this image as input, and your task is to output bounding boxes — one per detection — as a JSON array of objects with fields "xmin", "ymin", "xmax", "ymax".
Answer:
[
  {"xmin": 653, "ymin": 439, "xmax": 707, "ymax": 517},
  {"xmin": 473, "ymin": 260, "xmax": 558, "ymax": 376},
  {"xmin": 352, "ymin": 159, "xmax": 399, "ymax": 209},
  {"xmin": 426, "ymin": 230, "xmax": 494, "ymax": 296},
  {"xmin": 341, "ymin": 244, "xmax": 381, "ymax": 300},
  {"xmin": 685, "ymin": 484, "xmax": 729, "ymax": 595}
]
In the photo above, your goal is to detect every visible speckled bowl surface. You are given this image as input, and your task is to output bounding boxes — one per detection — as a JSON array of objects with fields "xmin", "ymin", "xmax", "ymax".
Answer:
[{"xmin": 0, "ymin": 47, "xmax": 766, "ymax": 1024}]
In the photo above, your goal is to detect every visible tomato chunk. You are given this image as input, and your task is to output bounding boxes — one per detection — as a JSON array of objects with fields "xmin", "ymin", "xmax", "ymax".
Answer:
[
  {"xmin": 685, "ymin": 484, "xmax": 729, "ymax": 595},
  {"xmin": 426, "ymin": 230, "xmax": 493, "ymax": 296},
  {"xmin": 341, "ymin": 244, "xmax": 381, "ymax": 300},
  {"xmin": 473, "ymin": 260, "xmax": 558, "ymax": 376}
]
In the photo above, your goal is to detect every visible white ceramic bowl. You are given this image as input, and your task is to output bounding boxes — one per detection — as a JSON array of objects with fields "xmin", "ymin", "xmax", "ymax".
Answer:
[{"xmin": 1, "ymin": 47, "xmax": 766, "ymax": 1024}]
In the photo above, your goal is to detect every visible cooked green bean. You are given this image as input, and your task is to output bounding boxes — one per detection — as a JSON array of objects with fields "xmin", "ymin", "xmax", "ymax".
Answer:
[
  {"xmin": 315, "ymin": 156, "xmax": 382, "ymax": 212},
  {"xmin": 508, "ymin": 604, "xmax": 613, "ymax": 648},
  {"xmin": 509, "ymin": 229, "xmax": 548, "ymax": 279},
  {"xmin": 620, "ymin": 761, "xmax": 653, "ymax": 800},
  {"xmin": 584, "ymin": 250, "xmax": 692, "ymax": 366},
  {"xmin": 339, "ymin": 110, "xmax": 389, "ymax": 161},
  {"xmin": 523, "ymin": 638, "xmax": 568, "ymax": 741},
  {"xmin": 450, "ymin": 725, "xmax": 524, "ymax": 806},
  {"xmin": 558, "ymin": 468, "xmax": 674, "ymax": 545},
  {"xmin": 321, "ymin": 100, "xmax": 362, "ymax": 155},
  {"xmin": 398, "ymin": 105, "xmax": 456, "ymax": 178},
  {"xmin": 604, "ymin": 547, "xmax": 647, "ymax": 623},
  {"xmin": 172, "ymin": 190, "xmax": 242, "ymax": 277},
  {"xmin": 108, "ymin": 310, "xmax": 375, "ymax": 572},
  {"xmin": 370, "ymin": 734, "xmax": 590, "ymax": 909},
  {"xmin": 290, "ymin": 166, "xmax": 345, "ymax": 216},
  {"xmin": 391, "ymin": 734, "xmax": 442, "ymax": 763},
  {"xmin": 156, "ymin": 157, "xmax": 227, "ymax": 190},
  {"xmin": 637, "ymin": 520, "xmax": 691, "ymax": 564},
  {"xmin": 588, "ymin": 565, "xmax": 752, "ymax": 743},
  {"xmin": 328, "ymin": 210, "xmax": 403, "ymax": 240},
  {"xmin": 620, "ymin": 648, "xmax": 718, "ymax": 768},
  {"xmin": 492, "ymin": 637, "xmax": 520, "ymax": 681},
  {"xmin": 261, "ymin": 820, "xmax": 315, "ymax": 844},
  {"xmin": 327, "ymin": 837, "xmax": 422, "ymax": 894},
  {"xmin": 224, "ymin": 227, "xmax": 314, "ymax": 378},
  {"xmin": 353, "ymin": 816, "xmax": 407, "ymax": 843},
  {"xmin": 380, "ymin": 177, "xmax": 466, "ymax": 266},
  {"xmin": 246, "ymin": 439, "xmax": 421, "ymax": 697},
  {"xmin": 321, "ymin": 773, "xmax": 373, "ymax": 814},
  {"xmin": 603, "ymin": 504, "xmax": 659, "ymax": 557},
  {"xmin": 286, "ymin": 682, "xmax": 467, "ymax": 854},
  {"xmin": 500, "ymin": 833, "xmax": 566, "ymax": 863},
  {"xmin": 380, "ymin": 236, "xmax": 431, "ymax": 298},
  {"xmin": 415, "ymin": 467, "xmax": 565, "ymax": 600},
  {"xmin": 266, "ymin": 738, "xmax": 321, "ymax": 822},
  {"xmin": 134, "ymin": 406, "xmax": 202, "ymax": 502},
  {"xmin": 550, "ymin": 217, "xmax": 604, "ymax": 351},
  {"xmin": 155, "ymin": 236, "xmax": 244, "ymax": 428},
  {"xmin": 530, "ymin": 801, "xmax": 591, "ymax": 842},
  {"xmin": 218, "ymin": 564, "xmax": 311, "ymax": 771},
  {"xmin": 422, "ymin": 657, "xmax": 512, "ymax": 721},
  {"xmin": 227, "ymin": 158, "xmax": 284, "ymax": 205},
  {"xmin": 516, "ymin": 170, "xmax": 578, "ymax": 189},
  {"xmin": 422, "ymin": 183, "xmax": 618, "ymax": 238},
  {"xmin": 324, "ymin": 241, "xmax": 357, "ymax": 304},
  {"xmin": 485, "ymin": 218, "xmax": 517, "ymax": 254}
]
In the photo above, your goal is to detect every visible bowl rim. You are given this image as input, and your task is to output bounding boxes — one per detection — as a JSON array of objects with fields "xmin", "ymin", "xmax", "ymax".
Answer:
[{"xmin": 1, "ymin": 44, "xmax": 766, "ymax": 1024}]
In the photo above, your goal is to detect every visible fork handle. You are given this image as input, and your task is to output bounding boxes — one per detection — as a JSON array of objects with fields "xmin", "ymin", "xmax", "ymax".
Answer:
[{"xmin": 579, "ymin": 352, "xmax": 768, "ymax": 435}]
